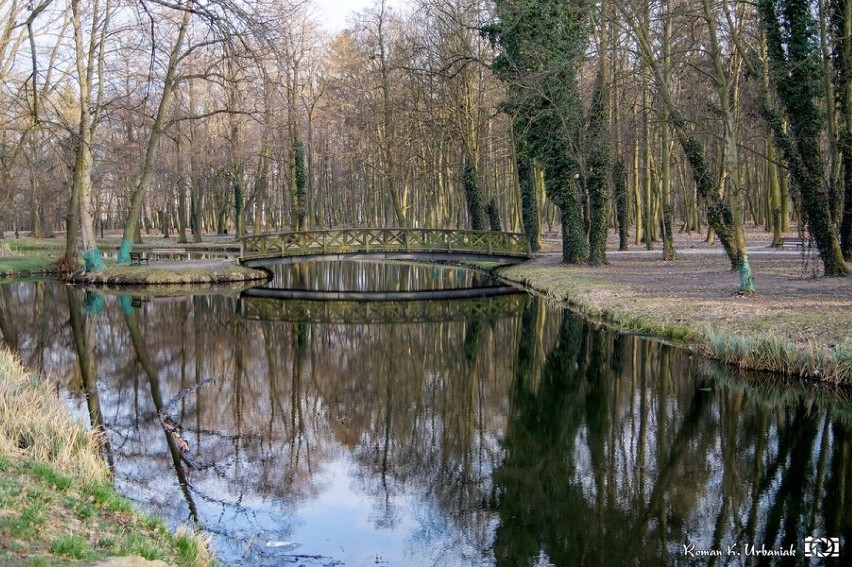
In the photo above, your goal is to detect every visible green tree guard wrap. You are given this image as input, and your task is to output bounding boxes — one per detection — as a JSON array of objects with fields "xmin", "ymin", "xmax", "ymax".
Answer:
[
  {"xmin": 118, "ymin": 239, "xmax": 133, "ymax": 263},
  {"xmin": 81, "ymin": 247, "xmax": 105, "ymax": 271}
]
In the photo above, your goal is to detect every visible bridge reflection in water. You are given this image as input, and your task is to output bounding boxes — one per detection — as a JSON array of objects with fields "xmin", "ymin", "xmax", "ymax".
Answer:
[{"xmin": 238, "ymin": 285, "xmax": 527, "ymax": 324}]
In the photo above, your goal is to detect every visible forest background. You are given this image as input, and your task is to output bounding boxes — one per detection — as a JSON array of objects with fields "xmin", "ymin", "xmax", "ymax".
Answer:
[{"xmin": 0, "ymin": 0, "xmax": 850, "ymax": 289}]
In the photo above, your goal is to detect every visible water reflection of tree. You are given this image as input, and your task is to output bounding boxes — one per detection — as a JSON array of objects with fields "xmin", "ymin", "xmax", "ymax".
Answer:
[
  {"xmin": 67, "ymin": 288, "xmax": 114, "ymax": 471},
  {"xmin": 493, "ymin": 308, "xmax": 852, "ymax": 565},
  {"xmin": 5, "ymin": 279, "xmax": 852, "ymax": 564}
]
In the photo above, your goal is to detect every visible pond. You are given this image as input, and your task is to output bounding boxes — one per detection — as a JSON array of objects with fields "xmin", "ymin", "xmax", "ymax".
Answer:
[{"xmin": 0, "ymin": 261, "xmax": 850, "ymax": 566}]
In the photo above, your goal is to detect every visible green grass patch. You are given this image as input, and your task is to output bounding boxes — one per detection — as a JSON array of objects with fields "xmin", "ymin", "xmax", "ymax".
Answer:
[
  {"xmin": 118, "ymin": 533, "xmax": 168, "ymax": 561},
  {"xmin": 0, "ymin": 455, "xmax": 216, "ymax": 566},
  {"xmin": 0, "ymin": 256, "xmax": 58, "ymax": 275},
  {"xmin": 49, "ymin": 534, "xmax": 96, "ymax": 560},
  {"xmin": 30, "ymin": 462, "xmax": 73, "ymax": 491}
]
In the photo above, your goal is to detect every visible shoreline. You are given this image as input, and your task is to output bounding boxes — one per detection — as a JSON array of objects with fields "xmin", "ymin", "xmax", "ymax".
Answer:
[
  {"xmin": 3, "ymin": 236, "xmax": 850, "ymax": 382},
  {"xmin": 495, "ymin": 251, "xmax": 851, "ymax": 383},
  {"xmin": 0, "ymin": 347, "xmax": 215, "ymax": 566}
]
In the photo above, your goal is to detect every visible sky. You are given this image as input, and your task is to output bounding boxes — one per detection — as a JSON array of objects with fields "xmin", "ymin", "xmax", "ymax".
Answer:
[{"xmin": 313, "ymin": 0, "xmax": 405, "ymax": 32}]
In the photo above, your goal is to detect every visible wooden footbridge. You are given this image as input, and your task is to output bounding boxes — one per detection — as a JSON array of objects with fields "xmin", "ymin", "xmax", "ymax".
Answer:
[{"xmin": 239, "ymin": 228, "xmax": 532, "ymax": 267}]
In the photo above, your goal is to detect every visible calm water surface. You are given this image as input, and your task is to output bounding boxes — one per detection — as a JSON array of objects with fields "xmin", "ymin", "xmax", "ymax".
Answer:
[{"xmin": 1, "ymin": 261, "xmax": 850, "ymax": 566}]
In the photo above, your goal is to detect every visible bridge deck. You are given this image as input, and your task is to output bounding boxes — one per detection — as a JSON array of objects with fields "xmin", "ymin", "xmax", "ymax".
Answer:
[{"xmin": 239, "ymin": 228, "xmax": 532, "ymax": 265}]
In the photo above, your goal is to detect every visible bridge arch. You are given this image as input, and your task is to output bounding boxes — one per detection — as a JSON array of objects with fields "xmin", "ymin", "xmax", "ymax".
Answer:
[{"xmin": 239, "ymin": 228, "xmax": 532, "ymax": 267}]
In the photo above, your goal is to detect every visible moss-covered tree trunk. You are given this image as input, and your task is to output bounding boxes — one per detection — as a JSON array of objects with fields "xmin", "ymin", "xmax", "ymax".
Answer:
[
  {"xmin": 586, "ymin": 41, "xmax": 611, "ymax": 266},
  {"xmin": 761, "ymin": 0, "xmax": 849, "ymax": 275},
  {"xmin": 703, "ymin": 0, "xmax": 752, "ymax": 290},
  {"xmin": 613, "ymin": 157, "xmax": 629, "ymax": 250},
  {"xmin": 833, "ymin": 0, "xmax": 852, "ymax": 259},
  {"xmin": 515, "ymin": 134, "xmax": 541, "ymax": 252},
  {"xmin": 463, "ymin": 151, "xmax": 486, "ymax": 230}
]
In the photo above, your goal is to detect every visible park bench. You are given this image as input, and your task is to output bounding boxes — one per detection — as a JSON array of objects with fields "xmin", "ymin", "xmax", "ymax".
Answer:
[
  {"xmin": 129, "ymin": 251, "xmax": 148, "ymax": 265},
  {"xmin": 779, "ymin": 236, "xmax": 805, "ymax": 249},
  {"xmin": 151, "ymin": 248, "xmax": 188, "ymax": 260}
]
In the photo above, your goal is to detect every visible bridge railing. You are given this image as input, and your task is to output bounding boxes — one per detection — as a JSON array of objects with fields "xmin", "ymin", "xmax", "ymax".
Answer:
[{"xmin": 240, "ymin": 228, "xmax": 532, "ymax": 261}]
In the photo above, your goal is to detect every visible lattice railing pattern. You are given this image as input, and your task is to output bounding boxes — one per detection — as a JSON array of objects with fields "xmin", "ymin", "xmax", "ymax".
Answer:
[
  {"xmin": 239, "ymin": 294, "xmax": 528, "ymax": 324},
  {"xmin": 240, "ymin": 228, "xmax": 532, "ymax": 262}
]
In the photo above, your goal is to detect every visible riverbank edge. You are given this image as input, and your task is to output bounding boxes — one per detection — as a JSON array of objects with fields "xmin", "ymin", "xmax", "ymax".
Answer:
[
  {"xmin": 0, "ymin": 347, "xmax": 217, "ymax": 566},
  {"xmin": 67, "ymin": 261, "xmax": 270, "ymax": 286},
  {"xmin": 493, "ymin": 260, "xmax": 851, "ymax": 384}
]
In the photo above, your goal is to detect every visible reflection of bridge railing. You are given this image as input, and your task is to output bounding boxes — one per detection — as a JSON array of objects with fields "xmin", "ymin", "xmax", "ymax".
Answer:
[
  {"xmin": 238, "ymin": 289, "xmax": 528, "ymax": 324},
  {"xmin": 239, "ymin": 228, "xmax": 532, "ymax": 265}
]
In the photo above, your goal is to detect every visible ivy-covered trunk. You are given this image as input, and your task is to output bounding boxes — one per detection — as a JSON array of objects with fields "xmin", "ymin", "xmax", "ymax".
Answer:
[
  {"xmin": 485, "ymin": 198, "xmax": 502, "ymax": 231},
  {"xmin": 761, "ymin": 0, "xmax": 849, "ymax": 276},
  {"xmin": 586, "ymin": 25, "xmax": 611, "ymax": 267},
  {"xmin": 293, "ymin": 140, "xmax": 307, "ymax": 231},
  {"xmin": 613, "ymin": 157, "xmax": 629, "ymax": 251},
  {"xmin": 487, "ymin": 0, "xmax": 590, "ymax": 264},
  {"xmin": 833, "ymin": 0, "xmax": 852, "ymax": 260},
  {"xmin": 463, "ymin": 152, "xmax": 486, "ymax": 231},
  {"xmin": 514, "ymin": 130, "xmax": 541, "ymax": 252},
  {"xmin": 545, "ymin": 149, "xmax": 587, "ymax": 264}
]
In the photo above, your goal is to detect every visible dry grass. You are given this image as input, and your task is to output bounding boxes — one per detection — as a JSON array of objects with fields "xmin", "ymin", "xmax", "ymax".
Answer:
[{"xmin": 0, "ymin": 347, "xmax": 106, "ymax": 481}]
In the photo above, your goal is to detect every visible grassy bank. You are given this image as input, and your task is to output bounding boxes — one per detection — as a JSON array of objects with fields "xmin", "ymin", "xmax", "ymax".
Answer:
[
  {"xmin": 0, "ymin": 240, "xmax": 61, "ymax": 277},
  {"xmin": 0, "ymin": 347, "xmax": 216, "ymax": 566},
  {"xmin": 497, "ymin": 256, "xmax": 852, "ymax": 383}
]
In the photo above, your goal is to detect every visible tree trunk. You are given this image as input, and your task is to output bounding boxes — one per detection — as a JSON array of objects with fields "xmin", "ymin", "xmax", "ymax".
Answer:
[
  {"xmin": 659, "ymin": 6, "xmax": 676, "ymax": 261},
  {"xmin": 463, "ymin": 151, "xmax": 486, "ymax": 230},
  {"xmin": 586, "ymin": 18, "xmax": 611, "ymax": 266},
  {"xmin": 118, "ymin": 2, "xmax": 190, "ymax": 262},
  {"xmin": 760, "ymin": 0, "xmax": 849, "ymax": 275},
  {"xmin": 514, "ymin": 128, "xmax": 541, "ymax": 251}
]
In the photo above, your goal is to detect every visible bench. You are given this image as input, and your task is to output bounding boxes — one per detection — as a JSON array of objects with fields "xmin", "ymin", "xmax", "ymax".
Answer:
[
  {"xmin": 151, "ymin": 248, "xmax": 188, "ymax": 260},
  {"xmin": 129, "ymin": 251, "xmax": 148, "ymax": 265},
  {"xmin": 779, "ymin": 236, "xmax": 805, "ymax": 249}
]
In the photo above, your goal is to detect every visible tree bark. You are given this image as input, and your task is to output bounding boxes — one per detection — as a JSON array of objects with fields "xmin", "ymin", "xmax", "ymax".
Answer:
[{"xmin": 118, "ymin": 1, "xmax": 190, "ymax": 262}]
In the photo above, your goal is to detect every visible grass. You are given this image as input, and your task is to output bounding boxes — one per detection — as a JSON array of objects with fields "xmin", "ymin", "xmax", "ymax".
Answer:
[
  {"xmin": 705, "ymin": 331, "xmax": 852, "ymax": 382},
  {"xmin": 0, "ymin": 347, "xmax": 216, "ymax": 566}
]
